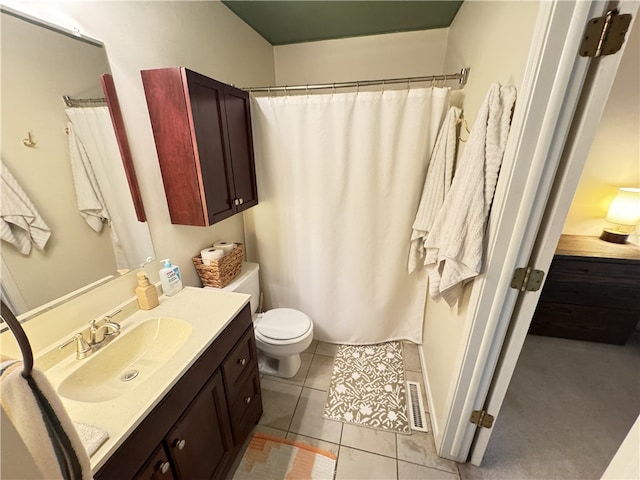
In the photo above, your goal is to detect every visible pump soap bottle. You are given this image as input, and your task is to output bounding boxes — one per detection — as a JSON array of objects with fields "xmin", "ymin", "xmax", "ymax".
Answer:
[
  {"xmin": 159, "ymin": 259, "xmax": 183, "ymax": 296},
  {"xmin": 136, "ymin": 271, "xmax": 159, "ymax": 310}
]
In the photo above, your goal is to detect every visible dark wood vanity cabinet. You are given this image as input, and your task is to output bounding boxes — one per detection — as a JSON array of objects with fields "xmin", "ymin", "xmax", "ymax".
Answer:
[
  {"xmin": 95, "ymin": 304, "xmax": 262, "ymax": 480},
  {"xmin": 141, "ymin": 67, "xmax": 258, "ymax": 226}
]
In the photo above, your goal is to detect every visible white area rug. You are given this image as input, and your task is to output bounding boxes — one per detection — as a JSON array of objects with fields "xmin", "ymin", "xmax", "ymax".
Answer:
[{"xmin": 323, "ymin": 342, "xmax": 410, "ymax": 434}]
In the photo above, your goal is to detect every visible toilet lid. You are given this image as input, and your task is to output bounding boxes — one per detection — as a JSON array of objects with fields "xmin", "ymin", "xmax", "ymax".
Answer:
[{"xmin": 256, "ymin": 308, "xmax": 311, "ymax": 341}]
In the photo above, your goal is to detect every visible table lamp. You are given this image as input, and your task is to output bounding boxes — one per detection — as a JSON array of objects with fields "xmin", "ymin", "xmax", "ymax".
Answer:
[{"xmin": 600, "ymin": 187, "xmax": 640, "ymax": 244}]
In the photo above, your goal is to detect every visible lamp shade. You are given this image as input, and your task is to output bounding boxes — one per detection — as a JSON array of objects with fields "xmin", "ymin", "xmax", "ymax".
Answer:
[{"xmin": 605, "ymin": 188, "xmax": 640, "ymax": 226}]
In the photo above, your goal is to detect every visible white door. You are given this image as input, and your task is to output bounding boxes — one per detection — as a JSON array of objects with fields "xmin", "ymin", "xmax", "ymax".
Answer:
[
  {"xmin": 433, "ymin": 0, "xmax": 639, "ymax": 465},
  {"xmin": 469, "ymin": 2, "xmax": 639, "ymax": 464}
]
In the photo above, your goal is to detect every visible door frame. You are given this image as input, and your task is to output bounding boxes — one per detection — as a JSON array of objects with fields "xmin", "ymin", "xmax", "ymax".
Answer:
[
  {"xmin": 469, "ymin": 0, "xmax": 638, "ymax": 465},
  {"xmin": 433, "ymin": 0, "xmax": 638, "ymax": 463}
]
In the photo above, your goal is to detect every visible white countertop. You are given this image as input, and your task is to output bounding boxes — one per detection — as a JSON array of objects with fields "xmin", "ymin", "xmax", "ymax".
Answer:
[{"xmin": 40, "ymin": 287, "xmax": 250, "ymax": 473}]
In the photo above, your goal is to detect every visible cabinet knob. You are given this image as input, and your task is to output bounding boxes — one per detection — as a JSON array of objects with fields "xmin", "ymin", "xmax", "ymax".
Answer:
[
  {"xmin": 174, "ymin": 438, "xmax": 186, "ymax": 450},
  {"xmin": 239, "ymin": 198, "xmax": 244, "ymax": 204},
  {"xmin": 244, "ymin": 396, "xmax": 252, "ymax": 404},
  {"xmin": 158, "ymin": 461, "xmax": 171, "ymax": 474},
  {"xmin": 234, "ymin": 199, "xmax": 240, "ymax": 206},
  {"xmin": 238, "ymin": 358, "xmax": 247, "ymax": 366}
]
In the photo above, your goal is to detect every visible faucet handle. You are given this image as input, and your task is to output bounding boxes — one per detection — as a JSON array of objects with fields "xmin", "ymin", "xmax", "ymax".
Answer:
[{"xmin": 59, "ymin": 333, "xmax": 91, "ymax": 360}]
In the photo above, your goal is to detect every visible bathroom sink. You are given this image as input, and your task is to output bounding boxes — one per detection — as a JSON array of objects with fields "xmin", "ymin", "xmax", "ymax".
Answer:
[{"xmin": 57, "ymin": 317, "xmax": 192, "ymax": 403}]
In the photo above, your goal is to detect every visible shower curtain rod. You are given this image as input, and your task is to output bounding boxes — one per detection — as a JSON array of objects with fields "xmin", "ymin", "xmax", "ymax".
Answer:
[
  {"xmin": 244, "ymin": 67, "xmax": 469, "ymax": 93},
  {"xmin": 62, "ymin": 95, "xmax": 107, "ymax": 107}
]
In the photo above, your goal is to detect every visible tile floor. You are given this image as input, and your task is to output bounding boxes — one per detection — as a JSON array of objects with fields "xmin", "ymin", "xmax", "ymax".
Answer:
[{"xmin": 228, "ymin": 341, "xmax": 462, "ymax": 480}]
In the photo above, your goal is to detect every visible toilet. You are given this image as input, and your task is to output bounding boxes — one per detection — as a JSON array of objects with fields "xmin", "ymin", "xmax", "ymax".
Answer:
[{"xmin": 219, "ymin": 262, "xmax": 313, "ymax": 378}]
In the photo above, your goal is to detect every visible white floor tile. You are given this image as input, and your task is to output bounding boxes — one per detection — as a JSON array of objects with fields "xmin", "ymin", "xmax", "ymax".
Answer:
[
  {"xmin": 285, "ymin": 432, "xmax": 340, "ymax": 456},
  {"xmin": 403, "ymin": 342, "xmax": 422, "ymax": 373},
  {"xmin": 289, "ymin": 387, "xmax": 343, "ymax": 444},
  {"xmin": 258, "ymin": 377, "xmax": 302, "ymax": 431},
  {"xmin": 304, "ymin": 353, "xmax": 335, "ymax": 391},
  {"xmin": 340, "ymin": 423, "xmax": 397, "ymax": 458},
  {"xmin": 316, "ymin": 341, "xmax": 339, "ymax": 357},
  {"xmin": 397, "ymin": 431, "xmax": 458, "ymax": 474},
  {"xmin": 398, "ymin": 460, "xmax": 460, "ymax": 480},
  {"xmin": 304, "ymin": 339, "xmax": 319, "ymax": 354},
  {"xmin": 335, "ymin": 446, "xmax": 398, "ymax": 480}
]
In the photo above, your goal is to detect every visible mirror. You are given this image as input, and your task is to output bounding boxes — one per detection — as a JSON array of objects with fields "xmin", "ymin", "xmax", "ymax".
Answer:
[{"xmin": 0, "ymin": 9, "xmax": 155, "ymax": 319}]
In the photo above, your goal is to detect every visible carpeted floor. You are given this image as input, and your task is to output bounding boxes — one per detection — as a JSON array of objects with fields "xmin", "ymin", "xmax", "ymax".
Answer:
[{"xmin": 459, "ymin": 333, "xmax": 640, "ymax": 480}]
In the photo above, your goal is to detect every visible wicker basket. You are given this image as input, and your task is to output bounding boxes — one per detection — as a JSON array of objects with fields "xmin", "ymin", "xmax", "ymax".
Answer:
[{"xmin": 193, "ymin": 243, "xmax": 244, "ymax": 288}]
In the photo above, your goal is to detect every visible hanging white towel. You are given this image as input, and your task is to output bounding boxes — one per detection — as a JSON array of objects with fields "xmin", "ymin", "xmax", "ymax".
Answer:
[
  {"xmin": 408, "ymin": 106, "xmax": 462, "ymax": 273},
  {"xmin": 0, "ymin": 357, "xmax": 92, "ymax": 479},
  {"xmin": 423, "ymin": 82, "xmax": 516, "ymax": 307},
  {"xmin": 67, "ymin": 122, "xmax": 111, "ymax": 232},
  {"xmin": 0, "ymin": 161, "xmax": 51, "ymax": 255}
]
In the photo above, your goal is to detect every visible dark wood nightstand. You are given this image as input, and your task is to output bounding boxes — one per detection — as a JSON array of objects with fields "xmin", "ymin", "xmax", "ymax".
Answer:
[{"xmin": 529, "ymin": 235, "xmax": 640, "ymax": 345}]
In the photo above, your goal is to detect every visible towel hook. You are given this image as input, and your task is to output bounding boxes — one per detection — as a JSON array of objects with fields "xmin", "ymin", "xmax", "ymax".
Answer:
[
  {"xmin": 22, "ymin": 132, "xmax": 36, "ymax": 148},
  {"xmin": 457, "ymin": 115, "xmax": 471, "ymax": 143}
]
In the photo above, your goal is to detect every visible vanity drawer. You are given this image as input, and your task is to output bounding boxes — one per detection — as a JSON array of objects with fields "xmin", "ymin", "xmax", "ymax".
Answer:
[
  {"xmin": 228, "ymin": 370, "xmax": 262, "ymax": 444},
  {"xmin": 222, "ymin": 325, "xmax": 258, "ymax": 401}
]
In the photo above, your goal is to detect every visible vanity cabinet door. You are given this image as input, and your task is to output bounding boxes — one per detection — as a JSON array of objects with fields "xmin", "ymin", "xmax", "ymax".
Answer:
[
  {"xmin": 141, "ymin": 67, "xmax": 258, "ymax": 226},
  {"xmin": 134, "ymin": 444, "xmax": 176, "ymax": 480},
  {"xmin": 165, "ymin": 370, "xmax": 233, "ymax": 480}
]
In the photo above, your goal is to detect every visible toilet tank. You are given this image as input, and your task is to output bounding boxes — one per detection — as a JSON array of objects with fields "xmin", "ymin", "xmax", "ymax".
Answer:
[{"xmin": 221, "ymin": 262, "xmax": 260, "ymax": 315}]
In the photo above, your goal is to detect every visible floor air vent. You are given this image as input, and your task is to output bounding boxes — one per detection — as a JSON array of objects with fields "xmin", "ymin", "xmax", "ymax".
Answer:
[{"xmin": 407, "ymin": 381, "xmax": 429, "ymax": 432}]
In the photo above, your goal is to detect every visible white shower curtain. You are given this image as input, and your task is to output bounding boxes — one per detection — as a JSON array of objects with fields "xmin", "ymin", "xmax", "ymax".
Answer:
[
  {"xmin": 246, "ymin": 88, "xmax": 449, "ymax": 344},
  {"xmin": 65, "ymin": 107, "xmax": 153, "ymax": 270}
]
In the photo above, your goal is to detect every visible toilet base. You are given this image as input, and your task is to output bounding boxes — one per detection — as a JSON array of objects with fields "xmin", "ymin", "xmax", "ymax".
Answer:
[{"xmin": 257, "ymin": 351, "xmax": 302, "ymax": 378}]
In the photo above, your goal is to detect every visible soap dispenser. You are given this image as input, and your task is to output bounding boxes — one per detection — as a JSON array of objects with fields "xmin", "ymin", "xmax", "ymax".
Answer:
[
  {"xmin": 159, "ymin": 259, "xmax": 183, "ymax": 296},
  {"xmin": 136, "ymin": 271, "xmax": 159, "ymax": 310}
]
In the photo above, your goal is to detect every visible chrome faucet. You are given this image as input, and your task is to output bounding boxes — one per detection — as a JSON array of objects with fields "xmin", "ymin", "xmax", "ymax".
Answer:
[{"xmin": 59, "ymin": 309, "xmax": 122, "ymax": 360}]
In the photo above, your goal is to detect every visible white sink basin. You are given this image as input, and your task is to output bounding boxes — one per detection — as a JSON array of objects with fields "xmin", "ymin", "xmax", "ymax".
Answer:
[{"xmin": 57, "ymin": 317, "xmax": 192, "ymax": 403}]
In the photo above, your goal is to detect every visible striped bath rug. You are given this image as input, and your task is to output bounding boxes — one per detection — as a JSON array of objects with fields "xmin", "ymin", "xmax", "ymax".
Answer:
[
  {"xmin": 323, "ymin": 341, "xmax": 411, "ymax": 434},
  {"xmin": 233, "ymin": 432, "xmax": 336, "ymax": 480}
]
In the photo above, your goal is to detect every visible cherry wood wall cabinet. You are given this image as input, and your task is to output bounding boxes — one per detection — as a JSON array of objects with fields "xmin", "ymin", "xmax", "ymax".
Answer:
[
  {"xmin": 95, "ymin": 304, "xmax": 262, "ymax": 480},
  {"xmin": 141, "ymin": 67, "xmax": 258, "ymax": 226},
  {"xmin": 529, "ymin": 235, "xmax": 640, "ymax": 345}
]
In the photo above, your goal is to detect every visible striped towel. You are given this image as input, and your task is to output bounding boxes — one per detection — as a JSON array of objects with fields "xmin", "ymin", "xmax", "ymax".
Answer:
[
  {"xmin": 408, "ymin": 106, "xmax": 462, "ymax": 273},
  {"xmin": 0, "ymin": 161, "xmax": 51, "ymax": 255},
  {"xmin": 0, "ymin": 357, "xmax": 92, "ymax": 479},
  {"xmin": 67, "ymin": 122, "xmax": 111, "ymax": 233}
]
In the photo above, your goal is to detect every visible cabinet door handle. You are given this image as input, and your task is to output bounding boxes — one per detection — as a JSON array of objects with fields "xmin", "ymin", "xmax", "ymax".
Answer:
[
  {"xmin": 239, "ymin": 198, "xmax": 244, "ymax": 204},
  {"xmin": 174, "ymin": 438, "xmax": 186, "ymax": 450},
  {"xmin": 158, "ymin": 461, "xmax": 171, "ymax": 474},
  {"xmin": 238, "ymin": 358, "xmax": 247, "ymax": 366},
  {"xmin": 244, "ymin": 396, "xmax": 252, "ymax": 404},
  {"xmin": 234, "ymin": 199, "xmax": 240, "ymax": 206}
]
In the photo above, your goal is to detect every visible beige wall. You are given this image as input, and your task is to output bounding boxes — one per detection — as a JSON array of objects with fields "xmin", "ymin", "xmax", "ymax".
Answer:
[
  {"xmin": 1, "ymin": 12, "xmax": 117, "ymax": 311},
  {"xmin": 5, "ymin": 0, "xmax": 275, "ymax": 292},
  {"xmin": 274, "ymin": 28, "xmax": 449, "ymax": 85},
  {"xmin": 422, "ymin": 1, "xmax": 540, "ymax": 440},
  {"xmin": 562, "ymin": 21, "xmax": 639, "ymax": 243}
]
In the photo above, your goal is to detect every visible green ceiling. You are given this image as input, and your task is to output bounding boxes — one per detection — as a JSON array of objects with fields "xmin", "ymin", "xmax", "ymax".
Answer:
[{"xmin": 222, "ymin": 1, "xmax": 463, "ymax": 46}]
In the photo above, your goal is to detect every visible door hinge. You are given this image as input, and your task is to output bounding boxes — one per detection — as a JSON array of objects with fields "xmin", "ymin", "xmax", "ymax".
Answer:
[
  {"xmin": 511, "ymin": 267, "xmax": 544, "ymax": 292},
  {"xmin": 580, "ymin": 9, "xmax": 632, "ymax": 58},
  {"xmin": 470, "ymin": 410, "xmax": 494, "ymax": 429}
]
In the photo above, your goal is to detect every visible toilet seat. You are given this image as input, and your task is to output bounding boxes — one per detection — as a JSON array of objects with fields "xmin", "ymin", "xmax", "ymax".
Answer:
[{"xmin": 255, "ymin": 308, "xmax": 312, "ymax": 344}]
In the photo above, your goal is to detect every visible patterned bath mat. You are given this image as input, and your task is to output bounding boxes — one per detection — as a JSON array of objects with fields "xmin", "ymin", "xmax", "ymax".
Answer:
[
  {"xmin": 233, "ymin": 432, "xmax": 336, "ymax": 480},
  {"xmin": 323, "ymin": 342, "xmax": 410, "ymax": 434}
]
